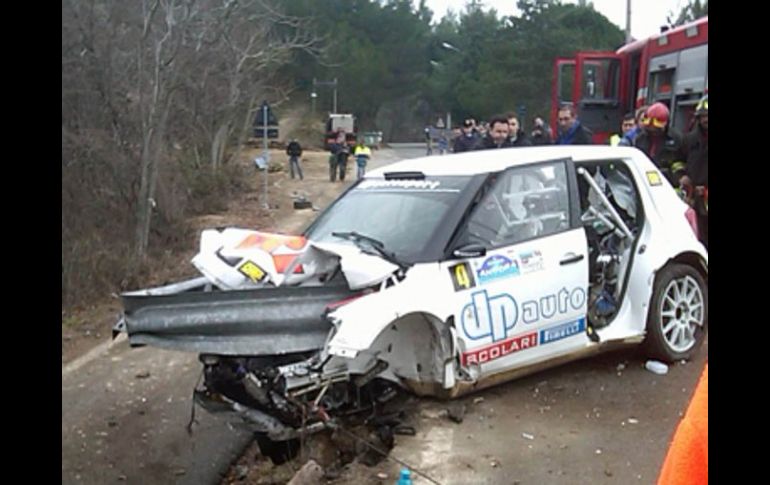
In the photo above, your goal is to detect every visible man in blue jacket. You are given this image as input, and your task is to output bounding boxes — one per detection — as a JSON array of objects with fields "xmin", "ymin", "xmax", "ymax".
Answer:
[{"xmin": 554, "ymin": 105, "xmax": 593, "ymax": 145}]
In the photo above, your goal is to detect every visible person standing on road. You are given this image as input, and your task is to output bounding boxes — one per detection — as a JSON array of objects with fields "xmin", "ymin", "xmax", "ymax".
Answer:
[
  {"xmin": 632, "ymin": 102, "xmax": 686, "ymax": 185},
  {"xmin": 285, "ymin": 139, "xmax": 304, "ymax": 180},
  {"xmin": 680, "ymin": 95, "xmax": 708, "ymax": 249},
  {"xmin": 475, "ymin": 115, "xmax": 514, "ymax": 150},
  {"xmin": 555, "ymin": 104, "xmax": 593, "ymax": 145},
  {"xmin": 507, "ymin": 113, "xmax": 532, "ymax": 147},
  {"xmin": 609, "ymin": 112, "xmax": 636, "ymax": 146},
  {"xmin": 453, "ymin": 119, "xmax": 480, "ymax": 153},
  {"xmin": 530, "ymin": 116, "xmax": 553, "ymax": 145},
  {"xmin": 353, "ymin": 140, "xmax": 372, "ymax": 180},
  {"xmin": 329, "ymin": 129, "xmax": 350, "ymax": 182},
  {"xmin": 619, "ymin": 105, "xmax": 648, "ymax": 146}
]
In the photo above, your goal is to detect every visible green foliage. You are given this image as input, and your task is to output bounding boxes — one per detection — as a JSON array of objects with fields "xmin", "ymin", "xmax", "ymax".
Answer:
[
  {"xmin": 279, "ymin": 0, "xmax": 624, "ymax": 133},
  {"xmin": 667, "ymin": 0, "xmax": 708, "ymax": 27}
]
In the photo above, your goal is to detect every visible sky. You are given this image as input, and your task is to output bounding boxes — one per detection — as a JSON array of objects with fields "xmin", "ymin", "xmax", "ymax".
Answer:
[{"xmin": 422, "ymin": 0, "xmax": 687, "ymax": 40}]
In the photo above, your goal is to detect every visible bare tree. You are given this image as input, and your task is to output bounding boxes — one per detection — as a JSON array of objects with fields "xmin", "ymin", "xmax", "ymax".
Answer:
[{"xmin": 62, "ymin": 0, "xmax": 323, "ymax": 305}]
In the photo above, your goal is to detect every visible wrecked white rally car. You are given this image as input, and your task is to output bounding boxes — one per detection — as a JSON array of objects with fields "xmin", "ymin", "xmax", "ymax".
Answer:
[{"xmin": 115, "ymin": 145, "xmax": 707, "ymax": 459}]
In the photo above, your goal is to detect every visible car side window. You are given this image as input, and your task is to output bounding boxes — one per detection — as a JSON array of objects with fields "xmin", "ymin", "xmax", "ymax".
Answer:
[{"xmin": 461, "ymin": 162, "xmax": 571, "ymax": 248}]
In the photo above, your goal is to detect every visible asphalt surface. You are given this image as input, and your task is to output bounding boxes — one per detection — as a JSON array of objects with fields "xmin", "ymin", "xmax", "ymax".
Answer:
[{"xmin": 328, "ymin": 342, "xmax": 707, "ymax": 485}]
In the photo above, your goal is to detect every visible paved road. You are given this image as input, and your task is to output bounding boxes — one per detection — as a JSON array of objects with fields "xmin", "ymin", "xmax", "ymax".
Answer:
[{"xmin": 331, "ymin": 342, "xmax": 708, "ymax": 485}]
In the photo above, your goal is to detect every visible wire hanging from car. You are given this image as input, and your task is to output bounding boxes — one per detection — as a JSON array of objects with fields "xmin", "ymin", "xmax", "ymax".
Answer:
[{"xmin": 186, "ymin": 370, "xmax": 204, "ymax": 435}]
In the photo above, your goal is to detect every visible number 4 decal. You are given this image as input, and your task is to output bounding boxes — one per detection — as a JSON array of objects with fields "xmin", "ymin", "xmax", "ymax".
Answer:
[{"xmin": 449, "ymin": 262, "xmax": 476, "ymax": 291}]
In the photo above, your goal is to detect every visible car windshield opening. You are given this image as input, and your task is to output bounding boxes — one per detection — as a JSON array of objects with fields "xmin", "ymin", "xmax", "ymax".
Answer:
[{"xmin": 306, "ymin": 176, "xmax": 472, "ymax": 262}]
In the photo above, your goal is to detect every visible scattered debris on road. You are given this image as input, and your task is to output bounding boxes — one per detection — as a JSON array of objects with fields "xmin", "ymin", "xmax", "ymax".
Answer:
[{"xmin": 645, "ymin": 360, "xmax": 669, "ymax": 375}]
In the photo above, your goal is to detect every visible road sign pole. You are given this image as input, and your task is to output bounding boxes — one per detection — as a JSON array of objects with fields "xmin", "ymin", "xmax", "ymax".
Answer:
[{"xmin": 263, "ymin": 103, "xmax": 269, "ymax": 210}]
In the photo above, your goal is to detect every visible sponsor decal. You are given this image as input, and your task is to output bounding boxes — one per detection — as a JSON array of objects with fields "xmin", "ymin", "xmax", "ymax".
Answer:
[
  {"xmin": 540, "ymin": 318, "xmax": 586, "ymax": 344},
  {"xmin": 461, "ymin": 287, "xmax": 586, "ymax": 341},
  {"xmin": 646, "ymin": 171, "xmax": 662, "ymax": 186},
  {"xmin": 238, "ymin": 260, "xmax": 267, "ymax": 282},
  {"xmin": 519, "ymin": 249, "xmax": 544, "ymax": 273},
  {"xmin": 358, "ymin": 179, "xmax": 441, "ymax": 190},
  {"xmin": 521, "ymin": 287, "xmax": 586, "ymax": 324},
  {"xmin": 476, "ymin": 255, "xmax": 520, "ymax": 284},
  {"xmin": 449, "ymin": 262, "xmax": 476, "ymax": 291},
  {"xmin": 462, "ymin": 290, "xmax": 518, "ymax": 342},
  {"xmin": 461, "ymin": 332, "xmax": 538, "ymax": 365}
]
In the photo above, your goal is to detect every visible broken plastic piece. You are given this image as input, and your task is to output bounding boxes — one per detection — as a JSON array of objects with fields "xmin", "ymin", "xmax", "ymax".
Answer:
[{"xmin": 645, "ymin": 360, "xmax": 669, "ymax": 375}]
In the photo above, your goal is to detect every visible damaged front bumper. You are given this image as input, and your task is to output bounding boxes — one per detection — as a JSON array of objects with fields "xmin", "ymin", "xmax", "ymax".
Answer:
[{"xmin": 193, "ymin": 388, "xmax": 326, "ymax": 441}]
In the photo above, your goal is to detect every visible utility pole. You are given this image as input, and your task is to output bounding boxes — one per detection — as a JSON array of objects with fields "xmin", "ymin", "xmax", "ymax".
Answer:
[
  {"xmin": 333, "ymin": 77, "xmax": 338, "ymax": 113},
  {"xmin": 313, "ymin": 78, "xmax": 339, "ymax": 113},
  {"xmin": 626, "ymin": 0, "xmax": 632, "ymax": 43}
]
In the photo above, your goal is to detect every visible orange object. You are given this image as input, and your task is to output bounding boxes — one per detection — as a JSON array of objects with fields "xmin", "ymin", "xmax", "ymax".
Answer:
[{"xmin": 658, "ymin": 364, "xmax": 708, "ymax": 485}]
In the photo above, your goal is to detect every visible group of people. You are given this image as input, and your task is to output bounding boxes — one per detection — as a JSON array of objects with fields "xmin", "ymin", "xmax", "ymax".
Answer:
[
  {"xmin": 286, "ymin": 130, "xmax": 373, "ymax": 184},
  {"xmin": 613, "ymin": 97, "xmax": 709, "ymax": 249},
  {"xmin": 444, "ymin": 96, "xmax": 708, "ymax": 248},
  {"xmin": 448, "ymin": 106, "xmax": 595, "ymax": 155}
]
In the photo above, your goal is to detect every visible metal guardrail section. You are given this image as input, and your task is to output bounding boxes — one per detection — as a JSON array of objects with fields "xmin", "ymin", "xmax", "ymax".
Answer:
[{"xmin": 121, "ymin": 284, "xmax": 355, "ymax": 356}]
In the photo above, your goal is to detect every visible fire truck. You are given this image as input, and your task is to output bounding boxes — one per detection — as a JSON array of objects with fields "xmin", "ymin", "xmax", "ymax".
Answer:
[{"xmin": 550, "ymin": 16, "xmax": 707, "ymax": 143}]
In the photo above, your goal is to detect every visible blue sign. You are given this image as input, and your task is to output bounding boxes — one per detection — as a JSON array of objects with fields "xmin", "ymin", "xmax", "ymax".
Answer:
[
  {"xmin": 476, "ymin": 255, "xmax": 520, "ymax": 284},
  {"xmin": 540, "ymin": 318, "xmax": 586, "ymax": 344}
]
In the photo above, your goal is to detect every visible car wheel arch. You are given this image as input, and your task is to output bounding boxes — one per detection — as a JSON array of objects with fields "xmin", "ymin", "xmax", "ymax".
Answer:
[
  {"xmin": 644, "ymin": 253, "xmax": 708, "ymax": 362},
  {"xmin": 364, "ymin": 311, "xmax": 455, "ymax": 386}
]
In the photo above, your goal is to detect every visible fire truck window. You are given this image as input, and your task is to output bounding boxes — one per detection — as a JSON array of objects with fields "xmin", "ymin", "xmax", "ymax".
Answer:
[
  {"xmin": 649, "ymin": 69, "xmax": 675, "ymax": 102},
  {"xmin": 558, "ymin": 63, "xmax": 575, "ymax": 104},
  {"xmin": 581, "ymin": 59, "xmax": 620, "ymax": 100}
]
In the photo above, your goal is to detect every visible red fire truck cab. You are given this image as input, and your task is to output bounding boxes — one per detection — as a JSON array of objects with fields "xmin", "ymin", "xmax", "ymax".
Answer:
[{"xmin": 551, "ymin": 16, "xmax": 707, "ymax": 144}]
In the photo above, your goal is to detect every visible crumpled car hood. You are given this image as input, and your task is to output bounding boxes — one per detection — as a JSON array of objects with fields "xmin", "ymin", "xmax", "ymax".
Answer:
[{"xmin": 191, "ymin": 228, "xmax": 398, "ymax": 291}]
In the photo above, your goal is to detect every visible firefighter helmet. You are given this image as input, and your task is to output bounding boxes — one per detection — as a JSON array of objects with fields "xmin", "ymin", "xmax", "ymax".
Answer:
[
  {"xmin": 695, "ymin": 95, "xmax": 708, "ymax": 116},
  {"xmin": 641, "ymin": 102, "xmax": 669, "ymax": 129}
]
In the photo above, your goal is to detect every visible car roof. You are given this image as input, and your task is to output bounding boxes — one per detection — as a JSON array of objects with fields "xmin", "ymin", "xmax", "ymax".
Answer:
[{"xmin": 367, "ymin": 146, "xmax": 646, "ymax": 177}]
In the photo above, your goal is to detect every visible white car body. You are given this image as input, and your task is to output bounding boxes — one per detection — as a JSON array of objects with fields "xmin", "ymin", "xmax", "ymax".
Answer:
[{"xmin": 312, "ymin": 146, "xmax": 707, "ymax": 397}]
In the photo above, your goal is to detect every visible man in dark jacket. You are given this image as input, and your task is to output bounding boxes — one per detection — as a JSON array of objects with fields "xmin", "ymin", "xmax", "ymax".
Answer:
[
  {"xmin": 285, "ymin": 139, "xmax": 303, "ymax": 180},
  {"xmin": 530, "ymin": 117, "xmax": 553, "ymax": 145},
  {"xmin": 632, "ymin": 102, "xmax": 686, "ymax": 185},
  {"xmin": 507, "ymin": 113, "xmax": 532, "ymax": 147},
  {"xmin": 554, "ymin": 105, "xmax": 593, "ymax": 145},
  {"xmin": 452, "ymin": 119, "xmax": 479, "ymax": 152},
  {"xmin": 476, "ymin": 115, "xmax": 514, "ymax": 150},
  {"xmin": 681, "ymin": 95, "xmax": 708, "ymax": 248}
]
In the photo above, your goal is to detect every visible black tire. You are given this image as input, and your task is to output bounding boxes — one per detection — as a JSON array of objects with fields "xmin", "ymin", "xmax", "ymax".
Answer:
[
  {"xmin": 254, "ymin": 432, "xmax": 300, "ymax": 465},
  {"xmin": 644, "ymin": 263, "xmax": 708, "ymax": 363}
]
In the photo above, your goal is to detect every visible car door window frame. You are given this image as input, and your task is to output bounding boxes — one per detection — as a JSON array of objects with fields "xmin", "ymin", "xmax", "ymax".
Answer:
[{"xmin": 449, "ymin": 158, "xmax": 579, "ymax": 254}]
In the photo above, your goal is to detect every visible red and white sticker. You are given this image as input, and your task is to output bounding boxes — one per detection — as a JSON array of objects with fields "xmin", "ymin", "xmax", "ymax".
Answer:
[{"xmin": 461, "ymin": 332, "xmax": 538, "ymax": 366}]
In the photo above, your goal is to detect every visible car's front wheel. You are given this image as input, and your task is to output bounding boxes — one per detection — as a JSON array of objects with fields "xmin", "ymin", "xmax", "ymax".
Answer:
[{"xmin": 644, "ymin": 263, "xmax": 708, "ymax": 362}]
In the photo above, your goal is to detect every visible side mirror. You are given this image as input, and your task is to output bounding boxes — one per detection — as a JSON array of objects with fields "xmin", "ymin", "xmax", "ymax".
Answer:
[{"xmin": 453, "ymin": 244, "xmax": 487, "ymax": 259}]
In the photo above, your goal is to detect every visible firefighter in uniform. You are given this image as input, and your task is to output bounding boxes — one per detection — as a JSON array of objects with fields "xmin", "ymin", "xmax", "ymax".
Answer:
[
  {"xmin": 632, "ymin": 102, "xmax": 686, "ymax": 185},
  {"xmin": 681, "ymin": 95, "xmax": 708, "ymax": 249}
]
